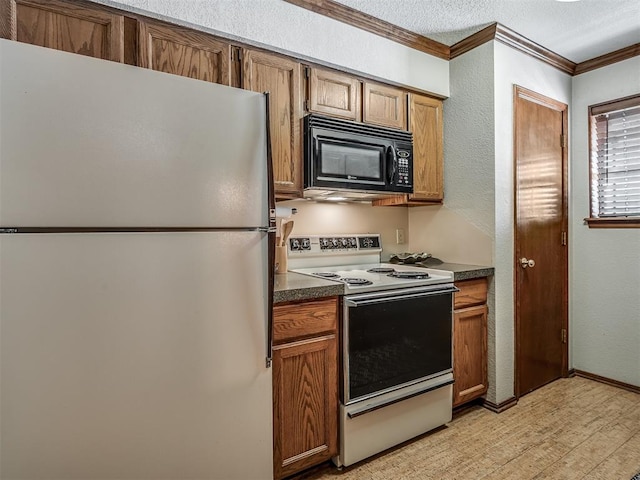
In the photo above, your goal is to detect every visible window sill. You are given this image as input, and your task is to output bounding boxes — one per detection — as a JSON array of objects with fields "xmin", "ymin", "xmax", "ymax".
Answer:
[{"xmin": 584, "ymin": 217, "xmax": 640, "ymax": 228}]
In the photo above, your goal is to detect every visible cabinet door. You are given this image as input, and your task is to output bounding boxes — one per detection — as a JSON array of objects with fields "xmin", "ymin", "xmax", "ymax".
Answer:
[
  {"xmin": 243, "ymin": 49, "xmax": 302, "ymax": 198},
  {"xmin": 3, "ymin": 0, "xmax": 124, "ymax": 61},
  {"xmin": 273, "ymin": 335, "xmax": 338, "ymax": 479},
  {"xmin": 363, "ymin": 81, "xmax": 406, "ymax": 130},
  {"xmin": 409, "ymin": 93, "xmax": 443, "ymax": 201},
  {"xmin": 307, "ymin": 67, "xmax": 360, "ymax": 121},
  {"xmin": 138, "ymin": 20, "xmax": 230, "ymax": 85},
  {"xmin": 453, "ymin": 304, "xmax": 488, "ymax": 407},
  {"xmin": 371, "ymin": 93, "xmax": 443, "ymax": 207}
]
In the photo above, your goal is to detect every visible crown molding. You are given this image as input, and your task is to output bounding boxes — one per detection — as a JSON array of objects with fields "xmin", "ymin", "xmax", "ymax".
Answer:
[
  {"xmin": 450, "ymin": 23, "xmax": 497, "ymax": 59},
  {"xmin": 284, "ymin": 1, "xmax": 640, "ymax": 76},
  {"xmin": 451, "ymin": 23, "xmax": 576, "ymax": 75},
  {"xmin": 574, "ymin": 42, "xmax": 640, "ymax": 75},
  {"xmin": 494, "ymin": 24, "xmax": 576, "ymax": 75},
  {"xmin": 282, "ymin": 0, "xmax": 450, "ymax": 60}
]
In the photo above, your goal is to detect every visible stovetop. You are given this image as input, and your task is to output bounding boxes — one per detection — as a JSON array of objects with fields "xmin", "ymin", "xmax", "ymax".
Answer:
[{"xmin": 291, "ymin": 262, "xmax": 454, "ymax": 293}]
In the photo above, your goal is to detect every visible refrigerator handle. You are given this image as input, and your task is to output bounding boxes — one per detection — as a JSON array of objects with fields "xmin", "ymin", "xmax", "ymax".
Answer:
[{"xmin": 264, "ymin": 91, "xmax": 275, "ymax": 368}]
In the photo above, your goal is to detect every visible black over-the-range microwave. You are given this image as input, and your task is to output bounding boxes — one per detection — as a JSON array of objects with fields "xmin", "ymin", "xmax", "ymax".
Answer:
[{"xmin": 304, "ymin": 114, "xmax": 414, "ymax": 197}]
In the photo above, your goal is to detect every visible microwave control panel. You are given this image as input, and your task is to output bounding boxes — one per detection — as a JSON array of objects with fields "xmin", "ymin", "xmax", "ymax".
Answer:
[{"xmin": 395, "ymin": 147, "xmax": 412, "ymax": 186}]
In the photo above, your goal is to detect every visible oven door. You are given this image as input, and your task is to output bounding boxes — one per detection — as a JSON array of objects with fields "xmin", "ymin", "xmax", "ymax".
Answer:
[{"xmin": 343, "ymin": 284, "xmax": 457, "ymax": 404}]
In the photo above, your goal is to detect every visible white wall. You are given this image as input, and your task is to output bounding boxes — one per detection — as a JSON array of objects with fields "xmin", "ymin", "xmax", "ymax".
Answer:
[
  {"xmin": 409, "ymin": 41, "xmax": 495, "ymax": 267},
  {"xmin": 493, "ymin": 42, "xmax": 572, "ymax": 402},
  {"xmin": 277, "ymin": 199, "xmax": 409, "ymax": 258},
  {"xmin": 410, "ymin": 41, "xmax": 572, "ymax": 405},
  {"xmin": 571, "ymin": 57, "xmax": 640, "ymax": 387},
  {"xmin": 100, "ymin": 0, "xmax": 449, "ymax": 97}
]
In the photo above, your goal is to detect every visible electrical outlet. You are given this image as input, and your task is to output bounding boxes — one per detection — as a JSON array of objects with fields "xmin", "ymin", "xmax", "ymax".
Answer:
[{"xmin": 396, "ymin": 228, "xmax": 406, "ymax": 244}]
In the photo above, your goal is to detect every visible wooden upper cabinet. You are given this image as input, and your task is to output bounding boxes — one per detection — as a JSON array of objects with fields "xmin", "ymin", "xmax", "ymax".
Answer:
[
  {"xmin": 363, "ymin": 81, "xmax": 407, "ymax": 130},
  {"xmin": 372, "ymin": 93, "xmax": 443, "ymax": 207},
  {"xmin": 2, "ymin": 0, "xmax": 124, "ymax": 61},
  {"xmin": 243, "ymin": 49, "xmax": 303, "ymax": 198},
  {"xmin": 307, "ymin": 67, "xmax": 360, "ymax": 121},
  {"xmin": 138, "ymin": 20, "xmax": 230, "ymax": 85},
  {"xmin": 408, "ymin": 93, "xmax": 444, "ymax": 201}
]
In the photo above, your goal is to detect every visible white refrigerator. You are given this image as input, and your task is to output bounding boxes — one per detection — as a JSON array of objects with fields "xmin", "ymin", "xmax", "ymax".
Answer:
[{"xmin": 0, "ymin": 39, "xmax": 275, "ymax": 479}]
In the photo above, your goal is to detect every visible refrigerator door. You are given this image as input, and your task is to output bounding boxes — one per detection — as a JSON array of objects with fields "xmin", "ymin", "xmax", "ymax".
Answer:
[
  {"xmin": 0, "ymin": 39, "xmax": 267, "ymax": 228},
  {"xmin": 0, "ymin": 232, "xmax": 272, "ymax": 479}
]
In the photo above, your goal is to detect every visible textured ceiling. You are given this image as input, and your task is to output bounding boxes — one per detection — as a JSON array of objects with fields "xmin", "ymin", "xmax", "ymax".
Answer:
[{"xmin": 332, "ymin": 0, "xmax": 640, "ymax": 63}]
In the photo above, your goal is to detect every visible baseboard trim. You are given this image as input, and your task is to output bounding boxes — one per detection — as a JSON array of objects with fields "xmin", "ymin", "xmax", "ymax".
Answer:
[
  {"xmin": 480, "ymin": 396, "xmax": 518, "ymax": 413},
  {"xmin": 574, "ymin": 370, "xmax": 640, "ymax": 394}
]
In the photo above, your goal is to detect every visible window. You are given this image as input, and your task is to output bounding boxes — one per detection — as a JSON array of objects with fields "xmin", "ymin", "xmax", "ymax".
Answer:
[{"xmin": 587, "ymin": 94, "xmax": 640, "ymax": 227}]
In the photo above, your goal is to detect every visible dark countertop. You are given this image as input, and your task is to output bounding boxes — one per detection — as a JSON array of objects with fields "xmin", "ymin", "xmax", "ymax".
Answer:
[
  {"xmin": 273, "ymin": 264, "xmax": 493, "ymax": 303},
  {"xmin": 429, "ymin": 263, "xmax": 494, "ymax": 282},
  {"xmin": 274, "ymin": 272, "xmax": 344, "ymax": 304}
]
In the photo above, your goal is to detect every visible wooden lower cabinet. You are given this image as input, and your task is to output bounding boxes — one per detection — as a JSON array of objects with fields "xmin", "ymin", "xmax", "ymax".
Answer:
[
  {"xmin": 272, "ymin": 297, "xmax": 338, "ymax": 479},
  {"xmin": 453, "ymin": 278, "xmax": 489, "ymax": 407}
]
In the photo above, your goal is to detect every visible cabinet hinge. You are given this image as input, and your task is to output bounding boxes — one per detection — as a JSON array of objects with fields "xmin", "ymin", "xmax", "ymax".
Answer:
[
  {"xmin": 304, "ymin": 99, "xmax": 309, "ymax": 111},
  {"xmin": 561, "ymin": 231, "xmax": 567, "ymax": 246},
  {"xmin": 561, "ymin": 329, "xmax": 567, "ymax": 344},
  {"xmin": 560, "ymin": 134, "xmax": 567, "ymax": 148}
]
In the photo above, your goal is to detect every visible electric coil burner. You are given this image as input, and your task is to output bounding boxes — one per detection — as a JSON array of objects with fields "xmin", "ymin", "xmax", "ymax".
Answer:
[
  {"xmin": 341, "ymin": 277, "xmax": 373, "ymax": 286},
  {"xmin": 313, "ymin": 272, "xmax": 340, "ymax": 278},
  {"xmin": 367, "ymin": 267, "xmax": 395, "ymax": 273},
  {"xmin": 388, "ymin": 271, "xmax": 430, "ymax": 279},
  {"xmin": 287, "ymin": 234, "xmax": 456, "ymax": 468}
]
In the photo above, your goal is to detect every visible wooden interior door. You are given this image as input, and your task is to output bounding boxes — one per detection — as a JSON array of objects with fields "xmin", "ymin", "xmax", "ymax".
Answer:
[{"xmin": 514, "ymin": 86, "xmax": 568, "ymax": 397}]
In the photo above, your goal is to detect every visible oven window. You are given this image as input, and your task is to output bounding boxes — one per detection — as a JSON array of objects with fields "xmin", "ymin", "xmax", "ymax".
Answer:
[
  {"xmin": 346, "ymin": 291, "xmax": 453, "ymax": 402},
  {"xmin": 319, "ymin": 140, "xmax": 383, "ymax": 181}
]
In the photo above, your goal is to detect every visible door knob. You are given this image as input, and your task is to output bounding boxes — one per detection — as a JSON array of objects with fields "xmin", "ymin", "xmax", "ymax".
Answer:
[{"xmin": 520, "ymin": 257, "xmax": 535, "ymax": 268}]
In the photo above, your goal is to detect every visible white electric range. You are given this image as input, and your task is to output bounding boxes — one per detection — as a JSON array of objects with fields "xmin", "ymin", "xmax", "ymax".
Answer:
[
  {"xmin": 287, "ymin": 234, "xmax": 455, "ymax": 468},
  {"xmin": 287, "ymin": 234, "xmax": 453, "ymax": 292}
]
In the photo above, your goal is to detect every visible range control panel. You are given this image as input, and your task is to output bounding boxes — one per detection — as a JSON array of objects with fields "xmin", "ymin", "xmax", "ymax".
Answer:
[{"xmin": 288, "ymin": 234, "xmax": 382, "ymax": 254}]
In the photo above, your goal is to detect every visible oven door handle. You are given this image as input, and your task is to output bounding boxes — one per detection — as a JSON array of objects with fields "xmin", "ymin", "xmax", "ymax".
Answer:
[
  {"xmin": 346, "ymin": 378, "xmax": 455, "ymax": 419},
  {"xmin": 345, "ymin": 286, "xmax": 458, "ymax": 307}
]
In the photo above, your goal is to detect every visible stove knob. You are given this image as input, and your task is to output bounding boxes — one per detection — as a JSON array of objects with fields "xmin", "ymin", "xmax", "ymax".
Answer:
[
  {"xmin": 330, "ymin": 238, "xmax": 339, "ymax": 248},
  {"xmin": 291, "ymin": 239, "xmax": 301, "ymax": 251},
  {"xmin": 320, "ymin": 238, "xmax": 329, "ymax": 249},
  {"xmin": 302, "ymin": 238, "xmax": 311, "ymax": 250},
  {"xmin": 340, "ymin": 238, "xmax": 349, "ymax": 248},
  {"xmin": 362, "ymin": 237, "xmax": 373, "ymax": 248}
]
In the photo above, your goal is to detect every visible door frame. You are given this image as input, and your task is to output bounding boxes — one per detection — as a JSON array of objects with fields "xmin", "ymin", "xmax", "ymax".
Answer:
[{"xmin": 513, "ymin": 85, "xmax": 569, "ymax": 398}]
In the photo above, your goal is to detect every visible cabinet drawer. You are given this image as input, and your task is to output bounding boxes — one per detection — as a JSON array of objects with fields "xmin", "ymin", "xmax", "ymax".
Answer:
[
  {"xmin": 454, "ymin": 278, "xmax": 488, "ymax": 309},
  {"xmin": 273, "ymin": 297, "xmax": 338, "ymax": 344}
]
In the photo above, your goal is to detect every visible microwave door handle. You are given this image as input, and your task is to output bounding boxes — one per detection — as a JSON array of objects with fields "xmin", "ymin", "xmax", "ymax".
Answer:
[{"xmin": 387, "ymin": 145, "xmax": 398, "ymax": 184}]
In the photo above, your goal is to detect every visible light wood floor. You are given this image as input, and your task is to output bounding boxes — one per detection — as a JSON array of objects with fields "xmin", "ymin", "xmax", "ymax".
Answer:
[{"xmin": 292, "ymin": 377, "xmax": 640, "ymax": 480}]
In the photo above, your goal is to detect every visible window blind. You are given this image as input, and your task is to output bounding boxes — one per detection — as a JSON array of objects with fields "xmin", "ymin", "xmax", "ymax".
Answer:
[{"xmin": 590, "ymin": 95, "xmax": 640, "ymax": 219}]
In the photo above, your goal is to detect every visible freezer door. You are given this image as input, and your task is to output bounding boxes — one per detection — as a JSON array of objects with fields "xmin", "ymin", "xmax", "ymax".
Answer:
[
  {"xmin": 0, "ymin": 40, "xmax": 267, "ymax": 228},
  {"xmin": 0, "ymin": 232, "xmax": 272, "ymax": 479}
]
